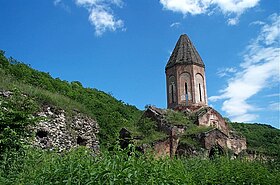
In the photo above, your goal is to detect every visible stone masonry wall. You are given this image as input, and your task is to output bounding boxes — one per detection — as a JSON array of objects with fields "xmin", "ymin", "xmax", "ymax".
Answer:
[{"xmin": 33, "ymin": 106, "xmax": 99, "ymax": 153}]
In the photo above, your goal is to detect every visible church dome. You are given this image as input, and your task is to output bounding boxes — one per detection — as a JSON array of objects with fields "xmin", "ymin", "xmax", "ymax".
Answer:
[{"xmin": 165, "ymin": 34, "xmax": 204, "ymax": 70}]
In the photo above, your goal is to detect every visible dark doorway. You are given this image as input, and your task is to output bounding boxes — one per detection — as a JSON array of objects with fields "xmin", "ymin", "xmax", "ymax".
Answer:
[
  {"xmin": 36, "ymin": 130, "xmax": 48, "ymax": 138},
  {"xmin": 209, "ymin": 145, "xmax": 224, "ymax": 159},
  {"xmin": 77, "ymin": 136, "xmax": 87, "ymax": 146}
]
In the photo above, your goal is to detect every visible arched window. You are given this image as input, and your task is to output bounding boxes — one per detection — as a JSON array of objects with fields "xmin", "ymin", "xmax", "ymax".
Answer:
[
  {"xmin": 195, "ymin": 73, "xmax": 205, "ymax": 103},
  {"xmin": 171, "ymin": 83, "xmax": 175, "ymax": 103},
  {"xmin": 185, "ymin": 82, "xmax": 189, "ymax": 105},
  {"xmin": 179, "ymin": 72, "xmax": 192, "ymax": 102},
  {"xmin": 168, "ymin": 76, "xmax": 176, "ymax": 104}
]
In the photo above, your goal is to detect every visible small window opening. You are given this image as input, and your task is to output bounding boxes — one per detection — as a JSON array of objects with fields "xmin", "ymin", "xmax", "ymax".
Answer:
[
  {"xmin": 77, "ymin": 136, "xmax": 87, "ymax": 146},
  {"xmin": 185, "ymin": 82, "xmax": 188, "ymax": 105},
  {"xmin": 36, "ymin": 130, "xmax": 48, "ymax": 138},
  {"xmin": 171, "ymin": 84, "xmax": 175, "ymax": 103},
  {"xmin": 199, "ymin": 83, "xmax": 202, "ymax": 102}
]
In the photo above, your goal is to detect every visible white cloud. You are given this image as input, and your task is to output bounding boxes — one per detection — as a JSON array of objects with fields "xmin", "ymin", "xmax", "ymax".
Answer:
[
  {"xmin": 170, "ymin": 22, "xmax": 181, "ymax": 28},
  {"xmin": 227, "ymin": 17, "xmax": 239, "ymax": 25},
  {"xmin": 250, "ymin": 20, "xmax": 265, "ymax": 26},
  {"xmin": 209, "ymin": 13, "xmax": 280, "ymax": 122},
  {"xmin": 217, "ymin": 67, "xmax": 237, "ymax": 77},
  {"xmin": 75, "ymin": 0, "xmax": 124, "ymax": 36},
  {"xmin": 160, "ymin": 0, "xmax": 211, "ymax": 15},
  {"xmin": 159, "ymin": 0, "xmax": 260, "ymax": 25},
  {"xmin": 89, "ymin": 7, "xmax": 124, "ymax": 36}
]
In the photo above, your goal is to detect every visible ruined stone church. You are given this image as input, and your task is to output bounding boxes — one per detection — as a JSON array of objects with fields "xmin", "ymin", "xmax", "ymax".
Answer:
[
  {"xmin": 165, "ymin": 34, "xmax": 229, "ymax": 133},
  {"xmin": 120, "ymin": 34, "xmax": 247, "ymax": 158}
]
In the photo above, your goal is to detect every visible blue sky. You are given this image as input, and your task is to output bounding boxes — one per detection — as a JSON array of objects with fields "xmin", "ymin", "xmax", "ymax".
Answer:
[{"xmin": 0, "ymin": 0, "xmax": 279, "ymax": 128}]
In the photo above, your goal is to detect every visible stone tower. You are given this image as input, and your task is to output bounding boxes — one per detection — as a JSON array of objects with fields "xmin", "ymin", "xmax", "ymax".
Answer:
[{"xmin": 165, "ymin": 34, "xmax": 207, "ymax": 109}]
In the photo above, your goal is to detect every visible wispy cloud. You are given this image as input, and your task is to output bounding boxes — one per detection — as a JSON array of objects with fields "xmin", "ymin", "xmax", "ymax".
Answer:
[
  {"xmin": 54, "ymin": 0, "xmax": 71, "ymax": 12},
  {"xmin": 217, "ymin": 67, "xmax": 237, "ymax": 77},
  {"xmin": 75, "ymin": 0, "xmax": 124, "ymax": 36},
  {"xmin": 265, "ymin": 93, "xmax": 280, "ymax": 98},
  {"xmin": 268, "ymin": 102, "xmax": 280, "ymax": 111},
  {"xmin": 170, "ymin": 22, "xmax": 181, "ymax": 28},
  {"xmin": 159, "ymin": 0, "xmax": 260, "ymax": 25},
  {"xmin": 250, "ymin": 20, "xmax": 265, "ymax": 26},
  {"xmin": 209, "ymin": 13, "xmax": 280, "ymax": 122}
]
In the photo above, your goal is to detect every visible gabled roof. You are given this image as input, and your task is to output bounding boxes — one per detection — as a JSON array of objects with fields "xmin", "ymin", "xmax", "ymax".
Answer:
[{"xmin": 165, "ymin": 34, "xmax": 205, "ymax": 69}]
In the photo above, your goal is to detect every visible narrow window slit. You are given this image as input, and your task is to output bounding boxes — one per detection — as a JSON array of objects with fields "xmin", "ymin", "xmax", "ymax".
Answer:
[{"xmin": 199, "ymin": 83, "xmax": 202, "ymax": 102}]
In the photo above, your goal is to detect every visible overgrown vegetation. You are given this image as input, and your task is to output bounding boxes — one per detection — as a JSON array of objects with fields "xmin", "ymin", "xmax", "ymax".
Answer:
[
  {"xmin": 165, "ymin": 109, "xmax": 193, "ymax": 125},
  {"xmin": 0, "ymin": 88, "xmax": 38, "ymax": 172},
  {"xmin": 229, "ymin": 122, "xmax": 280, "ymax": 157},
  {"xmin": 179, "ymin": 126, "xmax": 213, "ymax": 149},
  {"xmin": 0, "ymin": 50, "xmax": 142, "ymax": 146},
  {"xmin": 0, "ymin": 146, "xmax": 279, "ymax": 184}
]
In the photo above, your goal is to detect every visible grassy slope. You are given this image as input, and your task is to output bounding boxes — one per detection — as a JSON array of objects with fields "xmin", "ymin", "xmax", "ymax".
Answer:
[{"xmin": 0, "ymin": 50, "xmax": 142, "ymax": 146}]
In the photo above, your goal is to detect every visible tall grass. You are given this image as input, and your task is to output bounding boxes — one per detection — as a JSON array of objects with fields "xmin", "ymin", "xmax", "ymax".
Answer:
[{"xmin": 0, "ymin": 146, "xmax": 279, "ymax": 185}]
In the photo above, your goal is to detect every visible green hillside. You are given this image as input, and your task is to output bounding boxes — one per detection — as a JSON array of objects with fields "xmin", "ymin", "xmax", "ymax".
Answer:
[
  {"xmin": 229, "ymin": 122, "xmax": 280, "ymax": 157},
  {"xmin": 0, "ymin": 50, "xmax": 142, "ymax": 146}
]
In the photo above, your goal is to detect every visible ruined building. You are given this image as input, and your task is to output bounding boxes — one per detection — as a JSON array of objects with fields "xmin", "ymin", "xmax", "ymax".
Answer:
[
  {"xmin": 165, "ymin": 34, "xmax": 229, "ymax": 133},
  {"xmin": 120, "ymin": 34, "xmax": 247, "ymax": 158}
]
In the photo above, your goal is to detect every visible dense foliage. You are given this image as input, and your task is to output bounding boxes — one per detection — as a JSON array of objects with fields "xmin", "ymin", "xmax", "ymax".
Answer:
[
  {"xmin": 229, "ymin": 122, "xmax": 280, "ymax": 157},
  {"xmin": 0, "ymin": 146, "xmax": 279, "ymax": 185},
  {"xmin": 0, "ymin": 51, "xmax": 142, "ymax": 146},
  {"xmin": 0, "ymin": 88, "xmax": 38, "ymax": 172}
]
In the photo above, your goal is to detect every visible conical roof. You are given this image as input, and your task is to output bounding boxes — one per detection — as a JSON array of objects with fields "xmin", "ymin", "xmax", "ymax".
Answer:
[{"xmin": 165, "ymin": 34, "xmax": 204, "ymax": 69}]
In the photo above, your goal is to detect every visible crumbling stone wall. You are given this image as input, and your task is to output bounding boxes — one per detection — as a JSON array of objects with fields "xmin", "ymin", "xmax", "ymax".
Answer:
[
  {"xmin": 196, "ymin": 107, "xmax": 229, "ymax": 135},
  {"xmin": 0, "ymin": 90, "xmax": 100, "ymax": 153},
  {"xmin": 33, "ymin": 106, "xmax": 99, "ymax": 153},
  {"xmin": 134, "ymin": 106, "xmax": 246, "ymax": 158},
  {"xmin": 153, "ymin": 139, "xmax": 172, "ymax": 158},
  {"xmin": 227, "ymin": 131, "xmax": 247, "ymax": 155},
  {"xmin": 199, "ymin": 128, "xmax": 228, "ymax": 150}
]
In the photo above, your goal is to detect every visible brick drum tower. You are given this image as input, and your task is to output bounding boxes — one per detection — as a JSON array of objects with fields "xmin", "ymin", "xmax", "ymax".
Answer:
[{"xmin": 166, "ymin": 34, "xmax": 207, "ymax": 109}]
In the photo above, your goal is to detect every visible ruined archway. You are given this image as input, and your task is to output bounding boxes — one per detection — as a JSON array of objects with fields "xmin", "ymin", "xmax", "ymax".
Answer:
[{"xmin": 209, "ymin": 145, "xmax": 224, "ymax": 159}]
